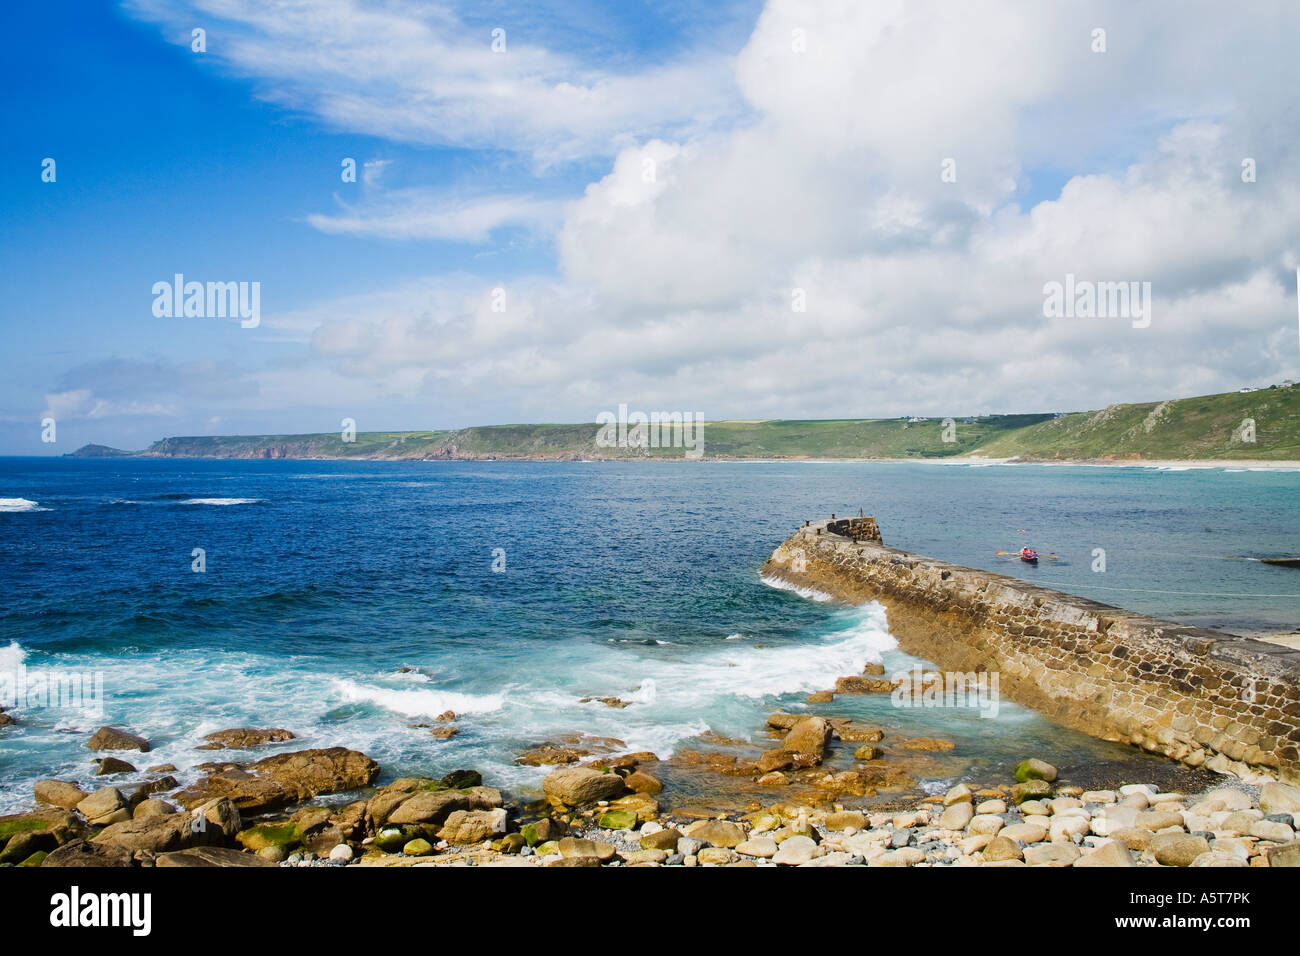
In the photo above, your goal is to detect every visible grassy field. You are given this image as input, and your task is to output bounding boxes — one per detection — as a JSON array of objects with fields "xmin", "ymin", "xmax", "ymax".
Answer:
[{"xmin": 72, "ymin": 386, "xmax": 1300, "ymax": 461}]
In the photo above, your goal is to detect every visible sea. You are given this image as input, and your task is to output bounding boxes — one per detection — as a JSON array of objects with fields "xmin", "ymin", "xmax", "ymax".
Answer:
[{"xmin": 1, "ymin": 457, "xmax": 1297, "ymax": 813}]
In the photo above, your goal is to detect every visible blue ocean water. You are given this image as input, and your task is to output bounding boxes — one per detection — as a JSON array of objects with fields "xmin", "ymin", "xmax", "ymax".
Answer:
[{"xmin": 1, "ymin": 457, "xmax": 1297, "ymax": 812}]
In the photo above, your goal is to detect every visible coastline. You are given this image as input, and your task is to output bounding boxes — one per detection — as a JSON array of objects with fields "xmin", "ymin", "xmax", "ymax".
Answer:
[{"xmin": 49, "ymin": 450, "xmax": 1300, "ymax": 469}]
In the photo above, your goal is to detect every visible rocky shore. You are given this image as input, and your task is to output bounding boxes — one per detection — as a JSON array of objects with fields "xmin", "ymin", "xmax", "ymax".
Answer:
[{"xmin": 4, "ymin": 720, "xmax": 1300, "ymax": 869}]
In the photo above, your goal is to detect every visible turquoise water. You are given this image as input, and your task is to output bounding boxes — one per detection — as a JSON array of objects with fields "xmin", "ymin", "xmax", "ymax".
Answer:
[{"xmin": 0, "ymin": 458, "xmax": 1297, "ymax": 812}]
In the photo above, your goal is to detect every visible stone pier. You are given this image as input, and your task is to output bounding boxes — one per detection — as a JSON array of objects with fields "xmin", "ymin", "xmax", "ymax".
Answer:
[{"xmin": 762, "ymin": 518, "xmax": 1300, "ymax": 784}]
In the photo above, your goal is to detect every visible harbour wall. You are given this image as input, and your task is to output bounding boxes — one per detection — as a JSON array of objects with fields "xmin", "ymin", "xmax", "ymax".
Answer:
[{"xmin": 761, "ymin": 519, "xmax": 1300, "ymax": 784}]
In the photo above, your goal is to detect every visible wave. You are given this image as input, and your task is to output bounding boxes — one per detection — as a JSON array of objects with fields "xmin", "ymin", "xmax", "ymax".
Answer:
[
  {"xmin": 0, "ymin": 498, "xmax": 46, "ymax": 512},
  {"xmin": 333, "ymin": 678, "xmax": 505, "ymax": 718},
  {"xmin": 178, "ymin": 498, "xmax": 264, "ymax": 506},
  {"xmin": 759, "ymin": 573, "xmax": 835, "ymax": 602},
  {"xmin": 0, "ymin": 640, "xmax": 27, "ymax": 675}
]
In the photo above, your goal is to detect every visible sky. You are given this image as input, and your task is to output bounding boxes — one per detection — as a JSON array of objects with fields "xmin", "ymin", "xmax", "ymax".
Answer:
[{"xmin": 2, "ymin": 0, "xmax": 1298, "ymax": 454}]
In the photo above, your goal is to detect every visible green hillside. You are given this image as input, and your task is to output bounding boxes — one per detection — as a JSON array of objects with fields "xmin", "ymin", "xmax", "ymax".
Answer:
[
  {"xmin": 972, "ymin": 385, "xmax": 1300, "ymax": 460},
  {"xmin": 69, "ymin": 386, "xmax": 1300, "ymax": 462}
]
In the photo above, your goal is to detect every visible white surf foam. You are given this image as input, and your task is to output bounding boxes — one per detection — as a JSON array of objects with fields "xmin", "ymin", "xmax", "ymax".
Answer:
[
  {"xmin": 0, "ymin": 640, "xmax": 27, "ymax": 675},
  {"xmin": 178, "ymin": 498, "xmax": 264, "ymax": 506},
  {"xmin": 333, "ymin": 678, "xmax": 505, "ymax": 718},
  {"xmin": 759, "ymin": 573, "xmax": 835, "ymax": 602},
  {"xmin": 0, "ymin": 498, "xmax": 45, "ymax": 512}
]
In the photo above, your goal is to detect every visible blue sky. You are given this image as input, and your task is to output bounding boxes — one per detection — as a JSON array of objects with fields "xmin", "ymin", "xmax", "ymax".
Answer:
[{"xmin": 2, "ymin": 1, "xmax": 1297, "ymax": 454}]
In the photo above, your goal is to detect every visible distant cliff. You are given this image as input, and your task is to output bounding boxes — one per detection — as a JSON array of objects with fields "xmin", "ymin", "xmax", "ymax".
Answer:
[{"xmin": 69, "ymin": 385, "xmax": 1300, "ymax": 462}]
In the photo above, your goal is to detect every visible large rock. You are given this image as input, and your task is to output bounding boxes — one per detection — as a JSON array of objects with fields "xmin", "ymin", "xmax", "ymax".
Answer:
[
  {"xmin": 43, "ymin": 840, "xmax": 134, "ymax": 867},
  {"xmin": 1023, "ymin": 843, "xmax": 1079, "ymax": 866},
  {"xmin": 834, "ymin": 676, "xmax": 893, "ymax": 694},
  {"xmin": 541, "ymin": 767, "xmax": 627, "ymax": 807},
  {"xmin": 76, "ymin": 787, "xmax": 127, "ymax": 823},
  {"xmin": 982, "ymin": 836, "xmax": 1023, "ymax": 862},
  {"xmin": 439, "ymin": 808, "xmax": 508, "ymax": 844},
  {"xmin": 0, "ymin": 808, "xmax": 81, "ymax": 848},
  {"xmin": 196, "ymin": 728, "xmax": 296, "ymax": 750},
  {"xmin": 386, "ymin": 786, "xmax": 502, "ymax": 826},
  {"xmin": 781, "ymin": 717, "xmax": 832, "ymax": 759},
  {"xmin": 92, "ymin": 815, "xmax": 191, "ymax": 854},
  {"xmin": 193, "ymin": 797, "xmax": 241, "ymax": 840},
  {"xmin": 0, "ymin": 829, "xmax": 58, "ymax": 864},
  {"xmin": 688, "ymin": 820, "xmax": 747, "ymax": 848},
  {"xmin": 1149, "ymin": 832, "xmax": 1210, "ymax": 867},
  {"xmin": 155, "ymin": 846, "xmax": 276, "ymax": 867},
  {"xmin": 1015, "ymin": 758, "xmax": 1058, "ymax": 782},
  {"xmin": 1075, "ymin": 840, "xmax": 1135, "ymax": 867},
  {"xmin": 88, "ymin": 726, "xmax": 150, "ymax": 753},
  {"xmin": 34, "ymin": 780, "xmax": 87, "ymax": 811},
  {"xmin": 1260, "ymin": 782, "xmax": 1300, "ymax": 815},
  {"xmin": 172, "ymin": 747, "xmax": 379, "ymax": 813},
  {"xmin": 939, "ymin": 802, "xmax": 974, "ymax": 830}
]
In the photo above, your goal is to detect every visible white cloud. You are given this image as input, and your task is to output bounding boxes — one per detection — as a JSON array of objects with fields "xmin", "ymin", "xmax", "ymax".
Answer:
[
  {"xmin": 117, "ymin": 0, "xmax": 1300, "ymax": 428},
  {"xmin": 307, "ymin": 188, "xmax": 562, "ymax": 241}
]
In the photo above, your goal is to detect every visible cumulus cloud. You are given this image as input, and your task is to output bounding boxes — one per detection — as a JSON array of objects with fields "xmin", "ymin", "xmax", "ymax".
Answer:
[{"xmin": 114, "ymin": 0, "xmax": 1300, "ymax": 428}]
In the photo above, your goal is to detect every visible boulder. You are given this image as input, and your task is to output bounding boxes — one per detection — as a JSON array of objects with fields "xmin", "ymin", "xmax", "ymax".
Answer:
[
  {"xmin": 834, "ymin": 676, "xmax": 893, "ymax": 694},
  {"xmin": 34, "ymin": 780, "xmax": 87, "ymax": 811},
  {"xmin": 982, "ymin": 836, "xmax": 1023, "ymax": 862},
  {"xmin": 736, "ymin": 837, "xmax": 779, "ymax": 858},
  {"xmin": 402, "ymin": 837, "xmax": 434, "ymax": 856},
  {"xmin": 0, "ymin": 830, "xmax": 59, "ymax": 864},
  {"xmin": 93, "ymin": 757, "xmax": 136, "ymax": 776},
  {"xmin": 193, "ymin": 797, "xmax": 241, "ymax": 840},
  {"xmin": 1015, "ymin": 758, "xmax": 1058, "ymax": 782},
  {"xmin": 1260, "ymin": 782, "xmax": 1300, "ymax": 815},
  {"xmin": 1075, "ymin": 840, "xmax": 1135, "ymax": 867},
  {"xmin": 624, "ymin": 770, "xmax": 662, "ymax": 794},
  {"xmin": 688, "ymin": 820, "xmax": 747, "ymax": 848},
  {"xmin": 76, "ymin": 787, "xmax": 127, "ymax": 823},
  {"xmin": 541, "ymin": 766, "xmax": 626, "ymax": 807},
  {"xmin": 0, "ymin": 808, "xmax": 81, "ymax": 848},
  {"xmin": 824, "ymin": 810, "xmax": 866, "ymax": 831},
  {"xmin": 772, "ymin": 835, "xmax": 821, "ymax": 865},
  {"xmin": 195, "ymin": 728, "xmax": 295, "ymax": 750},
  {"xmin": 697, "ymin": 847, "xmax": 738, "ymax": 865},
  {"xmin": 522, "ymin": 818, "xmax": 568, "ymax": 845},
  {"xmin": 939, "ymin": 802, "xmax": 974, "ymax": 830},
  {"xmin": 640, "ymin": 828, "xmax": 681, "ymax": 851},
  {"xmin": 92, "ymin": 816, "xmax": 191, "ymax": 854},
  {"xmin": 900, "ymin": 737, "xmax": 955, "ymax": 752},
  {"xmin": 441, "ymin": 769, "xmax": 482, "ymax": 789},
  {"xmin": 1011, "ymin": 779, "xmax": 1053, "ymax": 804},
  {"xmin": 782, "ymin": 716, "xmax": 832, "ymax": 759},
  {"xmin": 133, "ymin": 799, "xmax": 177, "ymax": 819},
  {"xmin": 1149, "ymin": 832, "xmax": 1210, "ymax": 867},
  {"xmin": 597, "ymin": 809, "xmax": 638, "ymax": 830},
  {"xmin": 173, "ymin": 747, "xmax": 379, "ymax": 813},
  {"xmin": 42, "ymin": 839, "xmax": 134, "ymax": 868},
  {"xmin": 386, "ymin": 786, "xmax": 502, "ymax": 826},
  {"xmin": 999, "ymin": 822, "xmax": 1047, "ymax": 844},
  {"xmin": 1266, "ymin": 842, "xmax": 1300, "ymax": 867},
  {"xmin": 88, "ymin": 726, "xmax": 150, "ymax": 752},
  {"xmin": 806, "ymin": 691, "xmax": 834, "ymax": 704},
  {"xmin": 558, "ymin": 837, "xmax": 615, "ymax": 861},
  {"xmin": 1136, "ymin": 810, "xmax": 1184, "ymax": 831},
  {"xmin": 1109, "ymin": 827, "xmax": 1154, "ymax": 851},
  {"xmin": 516, "ymin": 743, "xmax": 590, "ymax": 766},
  {"xmin": 155, "ymin": 846, "xmax": 276, "ymax": 867},
  {"xmin": 1023, "ymin": 843, "xmax": 1079, "ymax": 866},
  {"xmin": 439, "ymin": 808, "xmax": 508, "ymax": 844},
  {"xmin": 831, "ymin": 721, "xmax": 884, "ymax": 743},
  {"xmin": 757, "ymin": 749, "xmax": 794, "ymax": 773}
]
